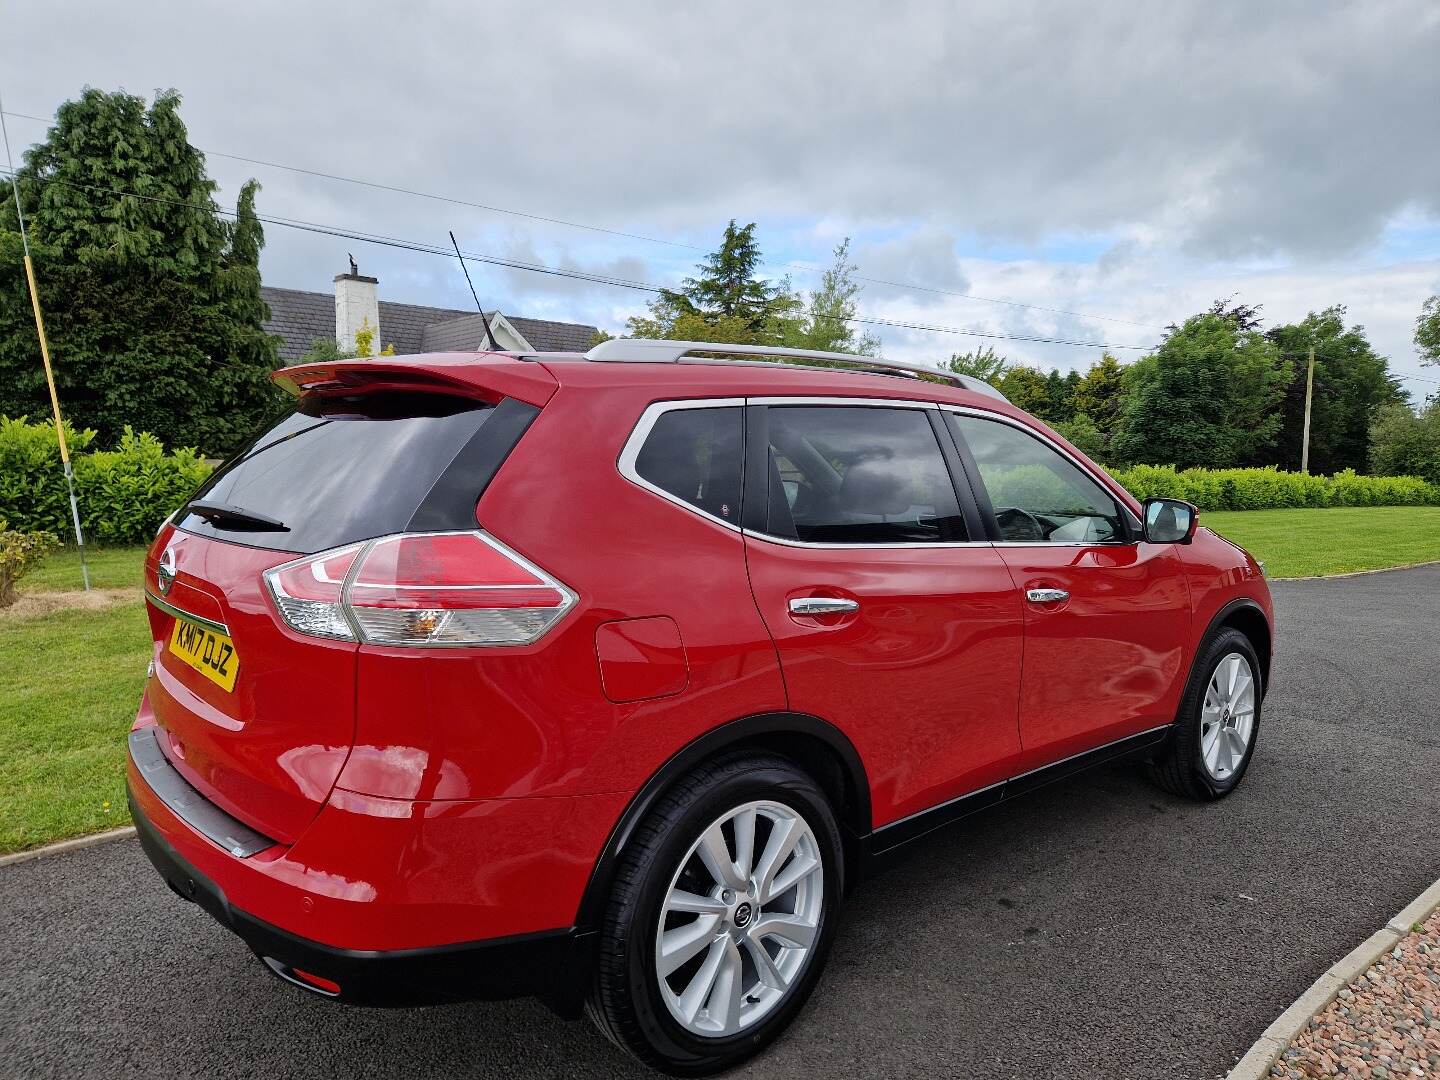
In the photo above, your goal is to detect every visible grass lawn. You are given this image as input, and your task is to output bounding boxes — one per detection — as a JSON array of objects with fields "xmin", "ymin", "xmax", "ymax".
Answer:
[
  {"xmin": 27, "ymin": 544, "xmax": 148, "ymax": 591},
  {"xmin": 1202, "ymin": 506, "xmax": 1440, "ymax": 579},
  {"xmin": 2, "ymin": 508, "xmax": 1437, "ymax": 854},
  {"xmin": 1, "ymin": 589, "xmax": 149, "ymax": 854}
]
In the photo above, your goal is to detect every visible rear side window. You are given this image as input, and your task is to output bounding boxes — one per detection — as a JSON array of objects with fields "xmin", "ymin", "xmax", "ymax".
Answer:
[
  {"xmin": 177, "ymin": 393, "xmax": 527, "ymax": 554},
  {"xmin": 760, "ymin": 406, "xmax": 966, "ymax": 544},
  {"xmin": 633, "ymin": 406, "xmax": 743, "ymax": 524}
]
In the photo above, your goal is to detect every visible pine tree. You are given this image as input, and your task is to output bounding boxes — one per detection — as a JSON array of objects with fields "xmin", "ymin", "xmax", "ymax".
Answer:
[
  {"xmin": 1071, "ymin": 354, "xmax": 1127, "ymax": 435},
  {"xmin": 628, "ymin": 220, "xmax": 801, "ymax": 345},
  {"xmin": 0, "ymin": 89, "xmax": 280, "ymax": 454}
]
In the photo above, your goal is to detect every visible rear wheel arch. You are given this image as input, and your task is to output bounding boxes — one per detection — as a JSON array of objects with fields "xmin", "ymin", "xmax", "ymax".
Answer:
[{"xmin": 573, "ymin": 712, "xmax": 870, "ymax": 934}]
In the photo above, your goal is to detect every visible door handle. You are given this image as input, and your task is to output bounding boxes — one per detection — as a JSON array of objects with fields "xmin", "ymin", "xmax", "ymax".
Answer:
[
  {"xmin": 788, "ymin": 597, "xmax": 860, "ymax": 616},
  {"xmin": 1025, "ymin": 588, "xmax": 1069, "ymax": 604}
]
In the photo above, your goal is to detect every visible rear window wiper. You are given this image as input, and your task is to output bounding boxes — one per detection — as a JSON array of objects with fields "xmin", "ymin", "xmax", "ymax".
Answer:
[{"xmin": 185, "ymin": 501, "xmax": 290, "ymax": 532}]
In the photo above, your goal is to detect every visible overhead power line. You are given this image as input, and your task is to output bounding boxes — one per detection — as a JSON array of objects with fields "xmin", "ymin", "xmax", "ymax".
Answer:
[
  {"xmin": 0, "ymin": 107, "xmax": 1168, "ymax": 331},
  {"xmin": 0, "ymin": 167, "xmax": 1160, "ymax": 352}
]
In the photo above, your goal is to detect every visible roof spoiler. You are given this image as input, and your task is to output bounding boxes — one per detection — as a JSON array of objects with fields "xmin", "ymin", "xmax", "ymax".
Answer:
[{"xmin": 269, "ymin": 356, "xmax": 557, "ymax": 408}]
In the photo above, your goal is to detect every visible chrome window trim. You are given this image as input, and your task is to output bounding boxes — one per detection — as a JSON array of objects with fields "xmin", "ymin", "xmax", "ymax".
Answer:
[
  {"xmin": 619, "ymin": 394, "xmax": 1001, "ymax": 548},
  {"xmin": 939, "ymin": 404, "xmax": 1142, "ymax": 546},
  {"xmin": 618, "ymin": 394, "xmax": 1140, "ymax": 550},
  {"xmin": 144, "ymin": 589, "xmax": 231, "ymax": 635},
  {"xmin": 747, "ymin": 395, "xmax": 938, "ymax": 410},
  {"xmin": 617, "ymin": 398, "xmax": 747, "ymax": 534}
]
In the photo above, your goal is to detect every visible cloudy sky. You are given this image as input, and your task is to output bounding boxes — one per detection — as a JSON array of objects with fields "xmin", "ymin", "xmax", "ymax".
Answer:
[{"xmin": 5, "ymin": 0, "xmax": 1440, "ymax": 396}]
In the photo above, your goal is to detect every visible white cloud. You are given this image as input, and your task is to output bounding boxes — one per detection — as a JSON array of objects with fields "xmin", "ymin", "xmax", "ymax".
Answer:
[{"xmin": 3, "ymin": 0, "xmax": 1438, "ymax": 380}]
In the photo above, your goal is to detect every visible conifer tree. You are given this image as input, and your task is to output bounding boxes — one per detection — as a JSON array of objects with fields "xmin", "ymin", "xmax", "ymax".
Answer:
[{"xmin": 0, "ymin": 89, "xmax": 279, "ymax": 454}]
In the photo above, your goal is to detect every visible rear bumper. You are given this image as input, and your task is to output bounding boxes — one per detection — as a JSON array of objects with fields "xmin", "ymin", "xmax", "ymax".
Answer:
[
  {"xmin": 128, "ymin": 786, "xmax": 585, "ymax": 1007},
  {"xmin": 125, "ymin": 718, "xmax": 616, "ymax": 1013}
]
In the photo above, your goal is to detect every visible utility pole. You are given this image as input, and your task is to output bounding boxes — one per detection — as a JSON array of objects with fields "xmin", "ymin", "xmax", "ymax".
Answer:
[
  {"xmin": 1, "ymin": 94, "xmax": 90, "ymax": 589},
  {"xmin": 1299, "ymin": 342, "xmax": 1316, "ymax": 475}
]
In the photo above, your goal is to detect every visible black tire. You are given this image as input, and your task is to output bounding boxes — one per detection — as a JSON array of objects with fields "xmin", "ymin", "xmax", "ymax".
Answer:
[
  {"xmin": 1147, "ymin": 626, "xmax": 1263, "ymax": 801},
  {"xmin": 586, "ymin": 752, "xmax": 844, "ymax": 1075}
]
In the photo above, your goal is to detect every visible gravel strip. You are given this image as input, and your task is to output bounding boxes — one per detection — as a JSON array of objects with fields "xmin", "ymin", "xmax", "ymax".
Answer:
[{"xmin": 1270, "ymin": 910, "xmax": 1440, "ymax": 1078}]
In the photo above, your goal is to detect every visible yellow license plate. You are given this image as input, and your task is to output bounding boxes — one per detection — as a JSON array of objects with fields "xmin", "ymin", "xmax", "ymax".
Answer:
[{"xmin": 168, "ymin": 619, "xmax": 240, "ymax": 692}]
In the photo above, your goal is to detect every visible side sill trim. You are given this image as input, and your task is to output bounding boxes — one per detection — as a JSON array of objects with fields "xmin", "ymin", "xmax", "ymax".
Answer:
[
  {"xmin": 867, "ymin": 725, "xmax": 1172, "ymax": 857},
  {"xmin": 128, "ymin": 726, "xmax": 274, "ymax": 857}
]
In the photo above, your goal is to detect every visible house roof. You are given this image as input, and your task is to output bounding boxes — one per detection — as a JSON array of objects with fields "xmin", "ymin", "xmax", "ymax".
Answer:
[{"xmin": 259, "ymin": 286, "xmax": 599, "ymax": 362}]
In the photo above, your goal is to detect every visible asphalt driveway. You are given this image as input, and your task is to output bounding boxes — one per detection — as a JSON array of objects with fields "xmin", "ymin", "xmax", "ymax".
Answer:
[{"xmin": 4, "ymin": 565, "xmax": 1438, "ymax": 1080}]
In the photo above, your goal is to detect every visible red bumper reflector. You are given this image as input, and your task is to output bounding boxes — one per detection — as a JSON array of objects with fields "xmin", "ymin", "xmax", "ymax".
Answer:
[{"xmin": 291, "ymin": 969, "xmax": 342, "ymax": 995}]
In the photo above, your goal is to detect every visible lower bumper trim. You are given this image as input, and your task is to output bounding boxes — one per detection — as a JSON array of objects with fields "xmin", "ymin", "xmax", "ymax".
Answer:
[{"xmin": 127, "ymin": 781, "xmax": 584, "ymax": 1009}]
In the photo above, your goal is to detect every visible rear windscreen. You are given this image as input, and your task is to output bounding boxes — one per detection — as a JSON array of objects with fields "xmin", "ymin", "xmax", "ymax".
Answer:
[{"xmin": 176, "ymin": 393, "xmax": 511, "ymax": 554}]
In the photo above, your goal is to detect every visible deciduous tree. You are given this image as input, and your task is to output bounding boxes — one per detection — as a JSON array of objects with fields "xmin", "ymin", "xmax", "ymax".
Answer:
[
  {"xmin": 1415, "ymin": 295, "xmax": 1440, "ymax": 366},
  {"xmin": 1112, "ymin": 312, "xmax": 1291, "ymax": 468},
  {"xmin": 1260, "ymin": 307, "xmax": 1406, "ymax": 474},
  {"xmin": 781, "ymin": 239, "xmax": 880, "ymax": 355},
  {"xmin": 947, "ymin": 345, "xmax": 1009, "ymax": 384}
]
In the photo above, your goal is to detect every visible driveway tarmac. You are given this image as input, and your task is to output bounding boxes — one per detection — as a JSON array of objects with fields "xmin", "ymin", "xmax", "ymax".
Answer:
[{"xmin": 4, "ymin": 565, "xmax": 1438, "ymax": 1079}]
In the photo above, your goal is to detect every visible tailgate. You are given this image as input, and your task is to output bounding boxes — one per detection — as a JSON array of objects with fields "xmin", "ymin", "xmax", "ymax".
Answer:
[{"xmin": 144, "ymin": 528, "xmax": 357, "ymax": 844}]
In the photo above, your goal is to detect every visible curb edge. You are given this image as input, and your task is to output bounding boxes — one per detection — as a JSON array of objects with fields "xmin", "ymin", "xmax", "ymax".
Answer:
[
  {"xmin": 0, "ymin": 826, "xmax": 137, "ymax": 868},
  {"xmin": 1225, "ymin": 877, "xmax": 1440, "ymax": 1080}
]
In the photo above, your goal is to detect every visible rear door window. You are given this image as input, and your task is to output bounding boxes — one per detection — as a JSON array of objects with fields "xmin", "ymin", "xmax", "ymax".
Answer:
[
  {"xmin": 759, "ymin": 406, "xmax": 966, "ymax": 543},
  {"xmin": 632, "ymin": 406, "xmax": 743, "ymax": 525},
  {"xmin": 177, "ymin": 393, "xmax": 510, "ymax": 553}
]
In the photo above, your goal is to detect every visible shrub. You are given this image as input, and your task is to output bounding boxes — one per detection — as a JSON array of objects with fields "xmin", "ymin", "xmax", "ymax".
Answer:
[
  {"xmin": 0, "ymin": 416, "xmax": 212, "ymax": 544},
  {"xmin": 1108, "ymin": 464, "xmax": 1440, "ymax": 511},
  {"xmin": 0, "ymin": 520, "xmax": 59, "ymax": 606},
  {"xmin": 0, "ymin": 415, "xmax": 96, "ymax": 534},
  {"xmin": 76, "ymin": 428, "xmax": 213, "ymax": 543}
]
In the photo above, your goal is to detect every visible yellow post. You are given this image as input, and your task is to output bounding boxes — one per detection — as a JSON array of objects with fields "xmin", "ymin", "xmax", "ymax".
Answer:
[
  {"xmin": 4, "ymin": 95, "xmax": 90, "ymax": 588},
  {"xmin": 23, "ymin": 254, "xmax": 71, "ymax": 462}
]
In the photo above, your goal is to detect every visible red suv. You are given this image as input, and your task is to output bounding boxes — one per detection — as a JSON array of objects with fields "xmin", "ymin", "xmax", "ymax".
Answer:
[{"xmin": 129, "ymin": 339, "xmax": 1273, "ymax": 1073}]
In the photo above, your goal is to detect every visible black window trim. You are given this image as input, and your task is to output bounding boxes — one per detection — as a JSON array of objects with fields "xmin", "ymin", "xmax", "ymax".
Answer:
[
  {"xmin": 939, "ymin": 404, "xmax": 1140, "ymax": 546},
  {"xmin": 742, "ymin": 397, "xmax": 985, "ymax": 549}
]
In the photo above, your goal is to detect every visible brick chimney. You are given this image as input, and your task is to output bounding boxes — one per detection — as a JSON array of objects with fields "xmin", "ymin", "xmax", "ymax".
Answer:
[{"xmin": 334, "ymin": 257, "xmax": 380, "ymax": 354}]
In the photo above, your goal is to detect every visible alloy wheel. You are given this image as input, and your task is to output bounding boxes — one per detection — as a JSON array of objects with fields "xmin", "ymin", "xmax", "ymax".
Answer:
[
  {"xmin": 1200, "ymin": 651, "xmax": 1257, "ymax": 782},
  {"xmin": 653, "ymin": 799, "xmax": 824, "ymax": 1037}
]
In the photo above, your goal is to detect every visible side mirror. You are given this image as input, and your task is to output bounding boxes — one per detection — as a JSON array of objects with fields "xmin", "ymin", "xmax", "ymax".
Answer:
[{"xmin": 1142, "ymin": 498, "xmax": 1198, "ymax": 544}]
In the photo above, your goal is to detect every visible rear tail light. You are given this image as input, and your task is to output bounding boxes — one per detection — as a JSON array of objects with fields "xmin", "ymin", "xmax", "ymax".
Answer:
[
  {"xmin": 263, "ymin": 531, "xmax": 575, "ymax": 647},
  {"xmin": 265, "ymin": 544, "xmax": 365, "ymax": 641}
]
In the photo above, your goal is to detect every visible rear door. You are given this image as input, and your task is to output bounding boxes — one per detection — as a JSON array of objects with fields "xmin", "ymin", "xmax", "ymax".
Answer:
[
  {"xmin": 740, "ymin": 401, "xmax": 1024, "ymax": 828},
  {"xmin": 944, "ymin": 410, "xmax": 1192, "ymax": 772},
  {"xmin": 143, "ymin": 390, "xmax": 534, "ymax": 843}
]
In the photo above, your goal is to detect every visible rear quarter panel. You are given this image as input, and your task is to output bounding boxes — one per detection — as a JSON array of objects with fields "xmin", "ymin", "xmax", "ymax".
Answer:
[{"xmin": 336, "ymin": 381, "xmax": 788, "ymax": 802}]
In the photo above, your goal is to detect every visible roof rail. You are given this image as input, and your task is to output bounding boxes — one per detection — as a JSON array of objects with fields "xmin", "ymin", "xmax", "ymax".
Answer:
[{"xmin": 584, "ymin": 338, "xmax": 1008, "ymax": 402}]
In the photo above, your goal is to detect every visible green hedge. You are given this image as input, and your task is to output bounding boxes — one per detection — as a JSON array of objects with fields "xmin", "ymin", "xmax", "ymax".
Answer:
[
  {"xmin": 1111, "ymin": 464, "xmax": 1440, "ymax": 511},
  {"xmin": 0, "ymin": 416, "xmax": 213, "ymax": 544}
]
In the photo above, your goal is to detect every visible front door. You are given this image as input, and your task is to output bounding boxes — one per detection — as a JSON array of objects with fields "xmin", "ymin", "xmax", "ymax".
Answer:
[
  {"xmin": 741, "ymin": 402, "xmax": 1025, "ymax": 828},
  {"xmin": 945, "ymin": 411, "xmax": 1192, "ymax": 772}
]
